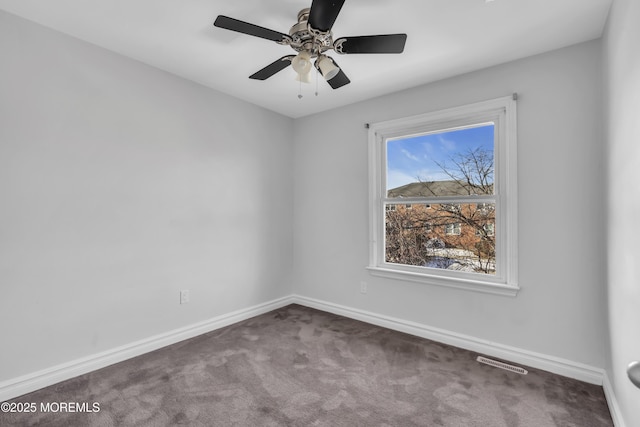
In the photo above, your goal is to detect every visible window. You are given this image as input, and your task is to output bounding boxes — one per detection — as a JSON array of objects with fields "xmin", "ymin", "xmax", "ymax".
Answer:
[
  {"xmin": 476, "ymin": 223, "xmax": 495, "ymax": 237},
  {"xmin": 367, "ymin": 96, "xmax": 518, "ymax": 295},
  {"xmin": 445, "ymin": 223, "xmax": 462, "ymax": 235},
  {"xmin": 477, "ymin": 202, "xmax": 491, "ymax": 212}
]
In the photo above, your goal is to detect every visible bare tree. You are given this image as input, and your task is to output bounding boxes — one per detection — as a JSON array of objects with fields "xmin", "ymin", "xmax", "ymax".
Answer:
[
  {"xmin": 385, "ymin": 147, "xmax": 496, "ymax": 274},
  {"xmin": 433, "ymin": 147, "xmax": 494, "ymax": 196}
]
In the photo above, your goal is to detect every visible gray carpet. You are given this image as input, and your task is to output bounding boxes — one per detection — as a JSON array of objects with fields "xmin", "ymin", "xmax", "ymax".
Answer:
[{"xmin": 1, "ymin": 304, "xmax": 613, "ymax": 426}]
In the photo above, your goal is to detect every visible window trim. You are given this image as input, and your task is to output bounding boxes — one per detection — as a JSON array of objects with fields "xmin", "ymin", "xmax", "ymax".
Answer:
[{"xmin": 367, "ymin": 95, "xmax": 519, "ymax": 296}]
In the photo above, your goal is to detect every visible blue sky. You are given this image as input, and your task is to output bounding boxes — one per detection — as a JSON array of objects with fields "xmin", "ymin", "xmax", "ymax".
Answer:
[{"xmin": 386, "ymin": 124, "xmax": 494, "ymax": 190}]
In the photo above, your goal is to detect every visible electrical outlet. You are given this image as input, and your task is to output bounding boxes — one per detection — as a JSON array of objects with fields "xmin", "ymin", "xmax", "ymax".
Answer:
[
  {"xmin": 180, "ymin": 290, "xmax": 190, "ymax": 304},
  {"xmin": 360, "ymin": 281, "xmax": 367, "ymax": 294}
]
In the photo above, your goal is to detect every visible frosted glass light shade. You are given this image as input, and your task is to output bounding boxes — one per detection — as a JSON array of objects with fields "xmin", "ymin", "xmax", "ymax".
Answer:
[
  {"xmin": 291, "ymin": 51, "xmax": 312, "ymax": 75},
  {"xmin": 317, "ymin": 56, "xmax": 339, "ymax": 80},
  {"xmin": 295, "ymin": 71, "xmax": 311, "ymax": 83}
]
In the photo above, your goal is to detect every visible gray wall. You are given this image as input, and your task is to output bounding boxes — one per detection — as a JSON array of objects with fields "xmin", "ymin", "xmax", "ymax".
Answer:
[
  {"xmin": 292, "ymin": 40, "xmax": 608, "ymax": 369},
  {"xmin": 0, "ymin": 11, "xmax": 294, "ymax": 381},
  {"xmin": 603, "ymin": 0, "xmax": 640, "ymax": 424}
]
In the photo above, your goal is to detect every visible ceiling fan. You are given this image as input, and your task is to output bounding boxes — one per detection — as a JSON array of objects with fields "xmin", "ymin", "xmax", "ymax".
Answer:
[{"xmin": 213, "ymin": 0, "xmax": 407, "ymax": 91}]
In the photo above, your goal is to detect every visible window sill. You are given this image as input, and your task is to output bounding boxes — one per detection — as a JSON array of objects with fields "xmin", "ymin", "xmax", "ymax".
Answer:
[{"xmin": 366, "ymin": 266, "xmax": 520, "ymax": 297}]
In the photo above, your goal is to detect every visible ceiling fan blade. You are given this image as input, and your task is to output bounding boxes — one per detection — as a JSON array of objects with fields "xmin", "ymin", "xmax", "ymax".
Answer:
[
  {"xmin": 214, "ymin": 15, "xmax": 291, "ymax": 43},
  {"xmin": 249, "ymin": 56, "xmax": 295, "ymax": 80},
  {"xmin": 308, "ymin": 0, "xmax": 345, "ymax": 33},
  {"xmin": 327, "ymin": 69, "xmax": 350, "ymax": 89},
  {"xmin": 325, "ymin": 58, "xmax": 350, "ymax": 89},
  {"xmin": 334, "ymin": 34, "xmax": 407, "ymax": 54}
]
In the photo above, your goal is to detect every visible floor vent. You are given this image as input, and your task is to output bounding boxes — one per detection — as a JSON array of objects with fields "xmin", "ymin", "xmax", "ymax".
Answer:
[{"xmin": 476, "ymin": 356, "xmax": 528, "ymax": 375}]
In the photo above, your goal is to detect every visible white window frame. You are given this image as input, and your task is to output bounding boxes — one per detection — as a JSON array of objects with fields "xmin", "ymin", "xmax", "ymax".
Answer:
[{"xmin": 367, "ymin": 95, "xmax": 519, "ymax": 296}]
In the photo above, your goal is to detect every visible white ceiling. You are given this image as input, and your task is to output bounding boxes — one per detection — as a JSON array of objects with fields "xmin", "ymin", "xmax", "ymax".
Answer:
[{"xmin": 0, "ymin": 0, "xmax": 612, "ymax": 118}]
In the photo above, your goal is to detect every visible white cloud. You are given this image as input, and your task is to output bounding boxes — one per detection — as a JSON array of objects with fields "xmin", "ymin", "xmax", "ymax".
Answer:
[
  {"xmin": 438, "ymin": 134, "xmax": 457, "ymax": 151},
  {"xmin": 401, "ymin": 148, "xmax": 420, "ymax": 162},
  {"xmin": 420, "ymin": 141, "xmax": 436, "ymax": 157}
]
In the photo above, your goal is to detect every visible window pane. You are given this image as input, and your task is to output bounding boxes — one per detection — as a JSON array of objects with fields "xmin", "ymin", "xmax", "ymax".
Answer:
[
  {"xmin": 385, "ymin": 202, "xmax": 496, "ymax": 275},
  {"xmin": 386, "ymin": 124, "xmax": 495, "ymax": 198}
]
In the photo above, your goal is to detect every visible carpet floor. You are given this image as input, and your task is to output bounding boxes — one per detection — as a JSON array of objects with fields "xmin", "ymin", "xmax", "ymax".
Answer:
[{"xmin": 1, "ymin": 304, "xmax": 613, "ymax": 426}]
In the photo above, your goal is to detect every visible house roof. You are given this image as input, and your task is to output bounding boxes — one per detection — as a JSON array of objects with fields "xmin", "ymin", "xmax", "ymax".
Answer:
[{"xmin": 387, "ymin": 180, "xmax": 493, "ymax": 198}]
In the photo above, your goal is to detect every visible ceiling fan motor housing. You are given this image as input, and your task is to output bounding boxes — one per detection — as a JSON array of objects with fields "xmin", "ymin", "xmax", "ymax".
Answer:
[{"xmin": 289, "ymin": 8, "xmax": 333, "ymax": 57}]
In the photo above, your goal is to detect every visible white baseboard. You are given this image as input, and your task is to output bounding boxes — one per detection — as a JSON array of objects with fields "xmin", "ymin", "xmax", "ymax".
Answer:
[
  {"xmin": 0, "ymin": 296, "xmax": 294, "ymax": 402},
  {"xmin": 602, "ymin": 373, "xmax": 626, "ymax": 427},
  {"xmin": 291, "ymin": 295, "xmax": 606, "ymax": 386}
]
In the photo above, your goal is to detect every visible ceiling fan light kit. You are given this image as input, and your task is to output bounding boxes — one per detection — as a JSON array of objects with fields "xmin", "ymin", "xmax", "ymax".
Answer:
[
  {"xmin": 294, "ymin": 69, "xmax": 312, "ymax": 84},
  {"xmin": 213, "ymin": 0, "xmax": 407, "ymax": 96},
  {"xmin": 316, "ymin": 55, "xmax": 339, "ymax": 80},
  {"xmin": 291, "ymin": 50, "xmax": 312, "ymax": 76}
]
